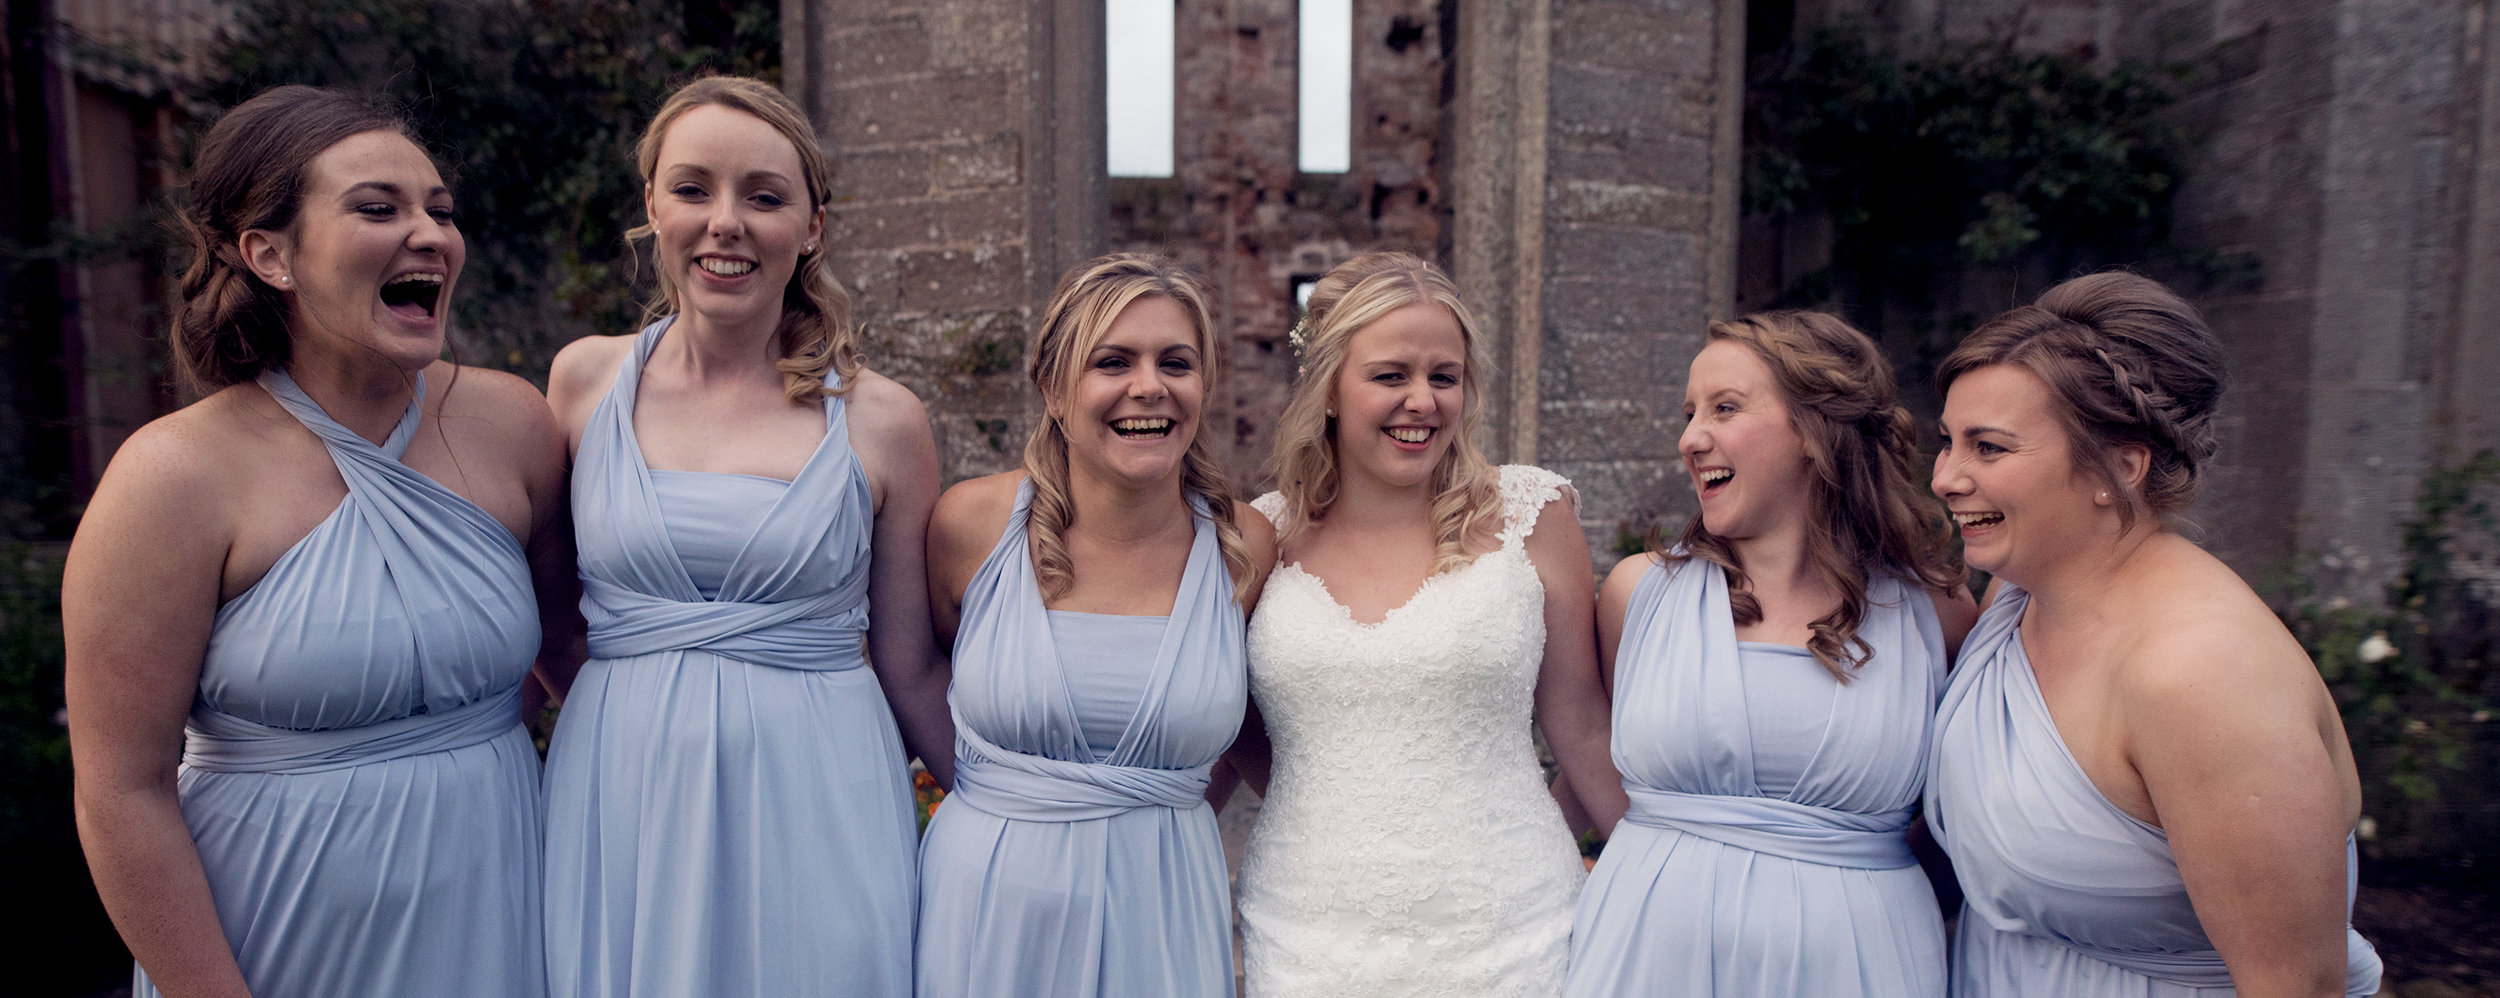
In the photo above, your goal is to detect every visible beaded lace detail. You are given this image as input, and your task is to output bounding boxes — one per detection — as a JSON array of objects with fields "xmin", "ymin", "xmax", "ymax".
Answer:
[{"xmin": 1237, "ymin": 465, "xmax": 1585, "ymax": 997}]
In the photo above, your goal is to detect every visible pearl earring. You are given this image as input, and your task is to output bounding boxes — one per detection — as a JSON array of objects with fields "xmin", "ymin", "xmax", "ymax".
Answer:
[
  {"xmin": 278, "ymin": 275, "xmax": 290, "ymax": 286},
  {"xmin": 1325, "ymin": 408, "xmax": 1336, "ymax": 418}
]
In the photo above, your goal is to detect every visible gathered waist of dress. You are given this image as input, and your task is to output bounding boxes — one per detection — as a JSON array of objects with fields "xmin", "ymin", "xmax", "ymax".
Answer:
[
  {"xmin": 182, "ymin": 683, "xmax": 524, "ymax": 775},
  {"xmin": 1623, "ymin": 786, "xmax": 1916, "ymax": 870},
  {"xmin": 948, "ymin": 724, "xmax": 1211, "ymax": 823},
  {"xmin": 581, "ymin": 577, "xmax": 867, "ymax": 670},
  {"xmin": 1976, "ymin": 904, "xmax": 2383, "ymax": 994}
]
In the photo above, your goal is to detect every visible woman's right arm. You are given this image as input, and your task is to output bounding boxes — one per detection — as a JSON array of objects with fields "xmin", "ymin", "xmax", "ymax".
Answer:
[{"xmin": 62, "ymin": 422, "xmax": 255, "ymax": 998}]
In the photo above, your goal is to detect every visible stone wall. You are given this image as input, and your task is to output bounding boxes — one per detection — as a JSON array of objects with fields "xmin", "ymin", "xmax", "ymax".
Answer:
[
  {"xmin": 1109, "ymin": 0, "xmax": 1452, "ymax": 493},
  {"xmin": 1787, "ymin": 0, "xmax": 2500, "ymax": 600},
  {"xmin": 783, "ymin": 0, "xmax": 1105, "ymax": 483},
  {"xmin": 1456, "ymin": 0, "xmax": 1747, "ymax": 564}
]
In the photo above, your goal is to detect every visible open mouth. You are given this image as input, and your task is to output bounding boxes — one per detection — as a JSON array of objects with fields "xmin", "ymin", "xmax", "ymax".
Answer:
[
  {"xmin": 1697, "ymin": 467, "xmax": 1733, "ymax": 494},
  {"xmin": 698, "ymin": 257, "xmax": 756, "ymax": 277},
  {"xmin": 1112, "ymin": 417, "xmax": 1174, "ymax": 439},
  {"xmin": 379, "ymin": 272, "xmax": 445, "ymax": 320},
  {"xmin": 1387, "ymin": 427, "xmax": 1433, "ymax": 445},
  {"xmin": 1952, "ymin": 511, "xmax": 2004, "ymax": 530}
]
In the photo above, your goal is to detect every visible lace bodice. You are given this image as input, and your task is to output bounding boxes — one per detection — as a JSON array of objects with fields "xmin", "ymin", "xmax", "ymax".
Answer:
[{"xmin": 1237, "ymin": 465, "xmax": 1585, "ymax": 997}]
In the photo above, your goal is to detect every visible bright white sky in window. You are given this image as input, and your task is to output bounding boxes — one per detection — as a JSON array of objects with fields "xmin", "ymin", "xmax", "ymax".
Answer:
[
  {"xmin": 1299, "ymin": 0, "xmax": 1352, "ymax": 173},
  {"xmin": 1106, "ymin": 0, "xmax": 1175, "ymax": 177}
]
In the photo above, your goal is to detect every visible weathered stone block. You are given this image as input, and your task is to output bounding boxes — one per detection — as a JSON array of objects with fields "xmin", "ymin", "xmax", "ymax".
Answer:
[
  {"xmin": 897, "ymin": 245, "xmax": 1027, "ymax": 315},
  {"xmin": 834, "ymin": 147, "xmax": 933, "ymax": 202},
  {"xmin": 833, "ymin": 72, "xmax": 1022, "ymax": 145},
  {"xmin": 829, "ymin": 19, "xmax": 930, "ymax": 85},
  {"xmin": 932, "ymin": 133, "xmax": 1023, "ymax": 190}
]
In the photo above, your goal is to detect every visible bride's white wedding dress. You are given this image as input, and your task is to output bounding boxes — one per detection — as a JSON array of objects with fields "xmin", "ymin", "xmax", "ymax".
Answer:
[{"xmin": 1237, "ymin": 465, "xmax": 1586, "ymax": 997}]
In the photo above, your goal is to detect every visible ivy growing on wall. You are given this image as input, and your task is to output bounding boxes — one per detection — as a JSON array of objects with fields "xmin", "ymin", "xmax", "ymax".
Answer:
[{"xmin": 1740, "ymin": 23, "xmax": 2251, "ymax": 383}]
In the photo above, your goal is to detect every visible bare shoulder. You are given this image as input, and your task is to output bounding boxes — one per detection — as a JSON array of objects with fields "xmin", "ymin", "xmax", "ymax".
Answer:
[
  {"xmin": 432, "ymin": 362, "xmax": 553, "ymax": 428},
  {"xmin": 933, "ymin": 471, "xmax": 1024, "ymax": 539},
  {"xmin": 1602, "ymin": 551, "xmax": 1663, "ymax": 603},
  {"xmin": 1232, "ymin": 499, "xmax": 1278, "ymax": 566},
  {"xmin": 547, "ymin": 333, "xmax": 636, "ymax": 420},
  {"xmin": 1521, "ymin": 489, "xmax": 1594, "ymax": 572},
  {"xmin": 2114, "ymin": 547, "xmax": 2321, "ymax": 718},
  {"xmin": 96, "ymin": 397, "xmax": 257, "ymax": 506},
  {"xmin": 841, "ymin": 368, "xmax": 934, "ymax": 445}
]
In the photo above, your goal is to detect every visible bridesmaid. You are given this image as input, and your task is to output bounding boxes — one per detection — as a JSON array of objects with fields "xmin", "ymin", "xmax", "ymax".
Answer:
[
  {"xmin": 1562, "ymin": 311, "xmax": 1976, "ymax": 997},
  {"xmin": 1926, "ymin": 272, "xmax": 2381, "ymax": 995},
  {"xmin": 917, "ymin": 254, "xmax": 1273, "ymax": 997},
  {"xmin": 64, "ymin": 86, "xmax": 571, "ymax": 997},
  {"xmin": 540, "ymin": 76, "xmax": 954, "ymax": 997}
]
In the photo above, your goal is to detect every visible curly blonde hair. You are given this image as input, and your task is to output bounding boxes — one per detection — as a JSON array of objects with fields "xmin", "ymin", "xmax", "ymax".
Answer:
[
  {"xmin": 1659, "ymin": 311, "xmax": 1966, "ymax": 682},
  {"xmin": 1024, "ymin": 254, "xmax": 1251, "ymax": 604},
  {"xmin": 631, "ymin": 75, "xmax": 858, "ymax": 402},
  {"xmin": 1269, "ymin": 252, "xmax": 1500, "ymax": 574}
]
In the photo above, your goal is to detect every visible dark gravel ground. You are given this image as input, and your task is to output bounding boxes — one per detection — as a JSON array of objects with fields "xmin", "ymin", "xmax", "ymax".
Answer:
[{"xmin": 2356, "ymin": 866, "xmax": 2499, "ymax": 998}]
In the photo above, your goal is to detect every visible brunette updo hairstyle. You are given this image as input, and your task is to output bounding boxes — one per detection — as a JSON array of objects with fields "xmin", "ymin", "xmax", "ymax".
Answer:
[
  {"xmin": 631, "ymin": 75, "xmax": 858, "ymax": 402},
  {"xmin": 1024, "ymin": 254, "xmax": 1251, "ymax": 603},
  {"xmin": 1269, "ymin": 252, "xmax": 1501, "ymax": 574},
  {"xmin": 1937, "ymin": 271, "xmax": 2224, "ymax": 532},
  {"xmin": 1661, "ymin": 311, "xmax": 1965, "ymax": 681},
  {"xmin": 173, "ymin": 85, "xmax": 411, "ymax": 394}
]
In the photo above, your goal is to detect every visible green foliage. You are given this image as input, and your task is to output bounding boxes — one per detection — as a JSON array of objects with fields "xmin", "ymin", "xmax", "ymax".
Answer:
[
  {"xmin": 2284, "ymin": 453, "xmax": 2500, "ymax": 806},
  {"xmin": 194, "ymin": 0, "xmax": 782, "ymax": 383},
  {"xmin": 1746, "ymin": 25, "xmax": 2191, "ymax": 277}
]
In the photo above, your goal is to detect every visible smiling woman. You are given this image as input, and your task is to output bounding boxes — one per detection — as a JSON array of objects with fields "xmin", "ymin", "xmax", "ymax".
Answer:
[
  {"xmin": 537, "ymin": 75, "xmax": 956, "ymax": 998},
  {"xmin": 917, "ymin": 253, "xmax": 1272, "ymax": 998},
  {"xmin": 1926, "ymin": 272, "xmax": 2383, "ymax": 996},
  {"xmin": 63, "ymin": 85, "xmax": 577, "ymax": 998}
]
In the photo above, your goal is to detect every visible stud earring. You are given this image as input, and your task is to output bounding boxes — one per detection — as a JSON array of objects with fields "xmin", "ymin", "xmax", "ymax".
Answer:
[
  {"xmin": 2097, "ymin": 490, "xmax": 2110, "ymax": 503},
  {"xmin": 1325, "ymin": 408, "xmax": 1336, "ymax": 418},
  {"xmin": 278, "ymin": 275, "xmax": 291, "ymax": 286}
]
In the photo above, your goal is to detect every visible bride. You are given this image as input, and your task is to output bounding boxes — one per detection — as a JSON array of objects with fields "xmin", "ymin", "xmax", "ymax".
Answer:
[{"xmin": 1230, "ymin": 252, "xmax": 1625, "ymax": 996}]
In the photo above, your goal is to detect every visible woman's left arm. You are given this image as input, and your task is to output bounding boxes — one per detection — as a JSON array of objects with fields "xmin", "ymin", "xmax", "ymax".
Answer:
[
  {"xmin": 515, "ymin": 385, "xmax": 586, "ymax": 706},
  {"xmin": 1525, "ymin": 497, "xmax": 1626, "ymax": 836},
  {"xmin": 852, "ymin": 375, "xmax": 958, "ymax": 789},
  {"xmin": 2129, "ymin": 624, "xmax": 2361, "ymax": 998}
]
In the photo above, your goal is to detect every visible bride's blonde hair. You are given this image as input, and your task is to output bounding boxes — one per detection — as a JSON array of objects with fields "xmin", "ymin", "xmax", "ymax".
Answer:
[{"xmin": 1268, "ymin": 252, "xmax": 1500, "ymax": 573}]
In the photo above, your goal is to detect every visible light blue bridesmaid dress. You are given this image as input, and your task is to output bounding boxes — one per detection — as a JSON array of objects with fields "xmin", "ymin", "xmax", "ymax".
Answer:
[
  {"xmin": 1564, "ymin": 556, "xmax": 1947, "ymax": 997},
  {"xmin": 542, "ymin": 318, "xmax": 918, "ymax": 998},
  {"xmin": 136, "ymin": 370, "xmax": 546, "ymax": 998},
  {"xmin": 914, "ymin": 479, "xmax": 1244, "ymax": 998},
  {"xmin": 1926, "ymin": 586, "xmax": 2383, "ymax": 996}
]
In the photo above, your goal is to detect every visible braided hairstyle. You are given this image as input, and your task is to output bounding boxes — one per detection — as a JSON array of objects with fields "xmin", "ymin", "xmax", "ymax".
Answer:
[
  {"xmin": 1937, "ymin": 271, "xmax": 2225, "ymax": 532},
  {"xmin": 1024, "ymin": 254, "xmax": 1252, "ymax": 604},
  {"xmin": 1657, "ymin": 311, "xmax": 1965, "ymax": 682},
  {"xmin": 631, "ymin": 76, "xmax": 859, "ymax": 402},
  {"xmin": 172, "ymin": 86, "xmax": 412, "ymax": 393}
]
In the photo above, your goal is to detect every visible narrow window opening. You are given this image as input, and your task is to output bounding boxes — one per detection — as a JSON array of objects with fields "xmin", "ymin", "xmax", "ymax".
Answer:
[
  {"xmin": 1107, "ymin": 0, "xmax": 1176, "ymax": 177},
  {"xmin": 1298, "ymin": 0, "xmax": 1352, "ymax": 174}
]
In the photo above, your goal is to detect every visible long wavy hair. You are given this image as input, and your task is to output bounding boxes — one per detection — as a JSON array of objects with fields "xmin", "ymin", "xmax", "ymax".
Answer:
[
  {"xmin": 1024, "ymin": 254, "xmax": 1251, "ymax": 604},
  {"xmin": 1269, "ymin": 252, "xmax": 1500, "ymax": 573},
  {"xmin": 1937, "ymin": 271, "xmax": 2224, "ymax": 533},
  {"xmin": 172, "ymin": 86, "xmax": 413, "ymax": 394},
  {"xmin": 1658, "ymin": 311, "xmax": 1966, "ymax": 682},
  {"xmin": 631, "ymin": 75, "xmax": 858, "ymax": 402}
]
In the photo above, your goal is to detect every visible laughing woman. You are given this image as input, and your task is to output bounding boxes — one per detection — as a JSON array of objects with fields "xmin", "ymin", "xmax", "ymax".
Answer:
[
  {"xmin": 64, "ymin": 86, "xmax": 573, "ymax": 998},
  {"xmin": 1562, "ymin": 312, "xmax": 1975, "ymax": 997},
  {"xmin": 1925, "ymin": 272, "xmax": 2380, "ymax": 996},
  {"xmin": 917, "ymin": 254, "xmax": 1272, "ymax": 998},
  {"xmin": 539, "ymin": 76, "xmax": 954, "ymax": 998}
]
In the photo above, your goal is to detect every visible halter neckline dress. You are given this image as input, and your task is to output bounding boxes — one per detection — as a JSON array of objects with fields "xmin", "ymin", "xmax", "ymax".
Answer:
[
  {"xmin": 542, "ymin": 317, "xmax": 917, "ymax": 998},
  {"xmin": 138, "ymin": 369, "xmax": 546, "ymax": 998},
  {"xmin": 913, "ymin": 478, "xmax": 1246, "ymax": 998},
  {"xmin": 1563, "ymin": 555, "xmax": 1947, "ymax": 996}
]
